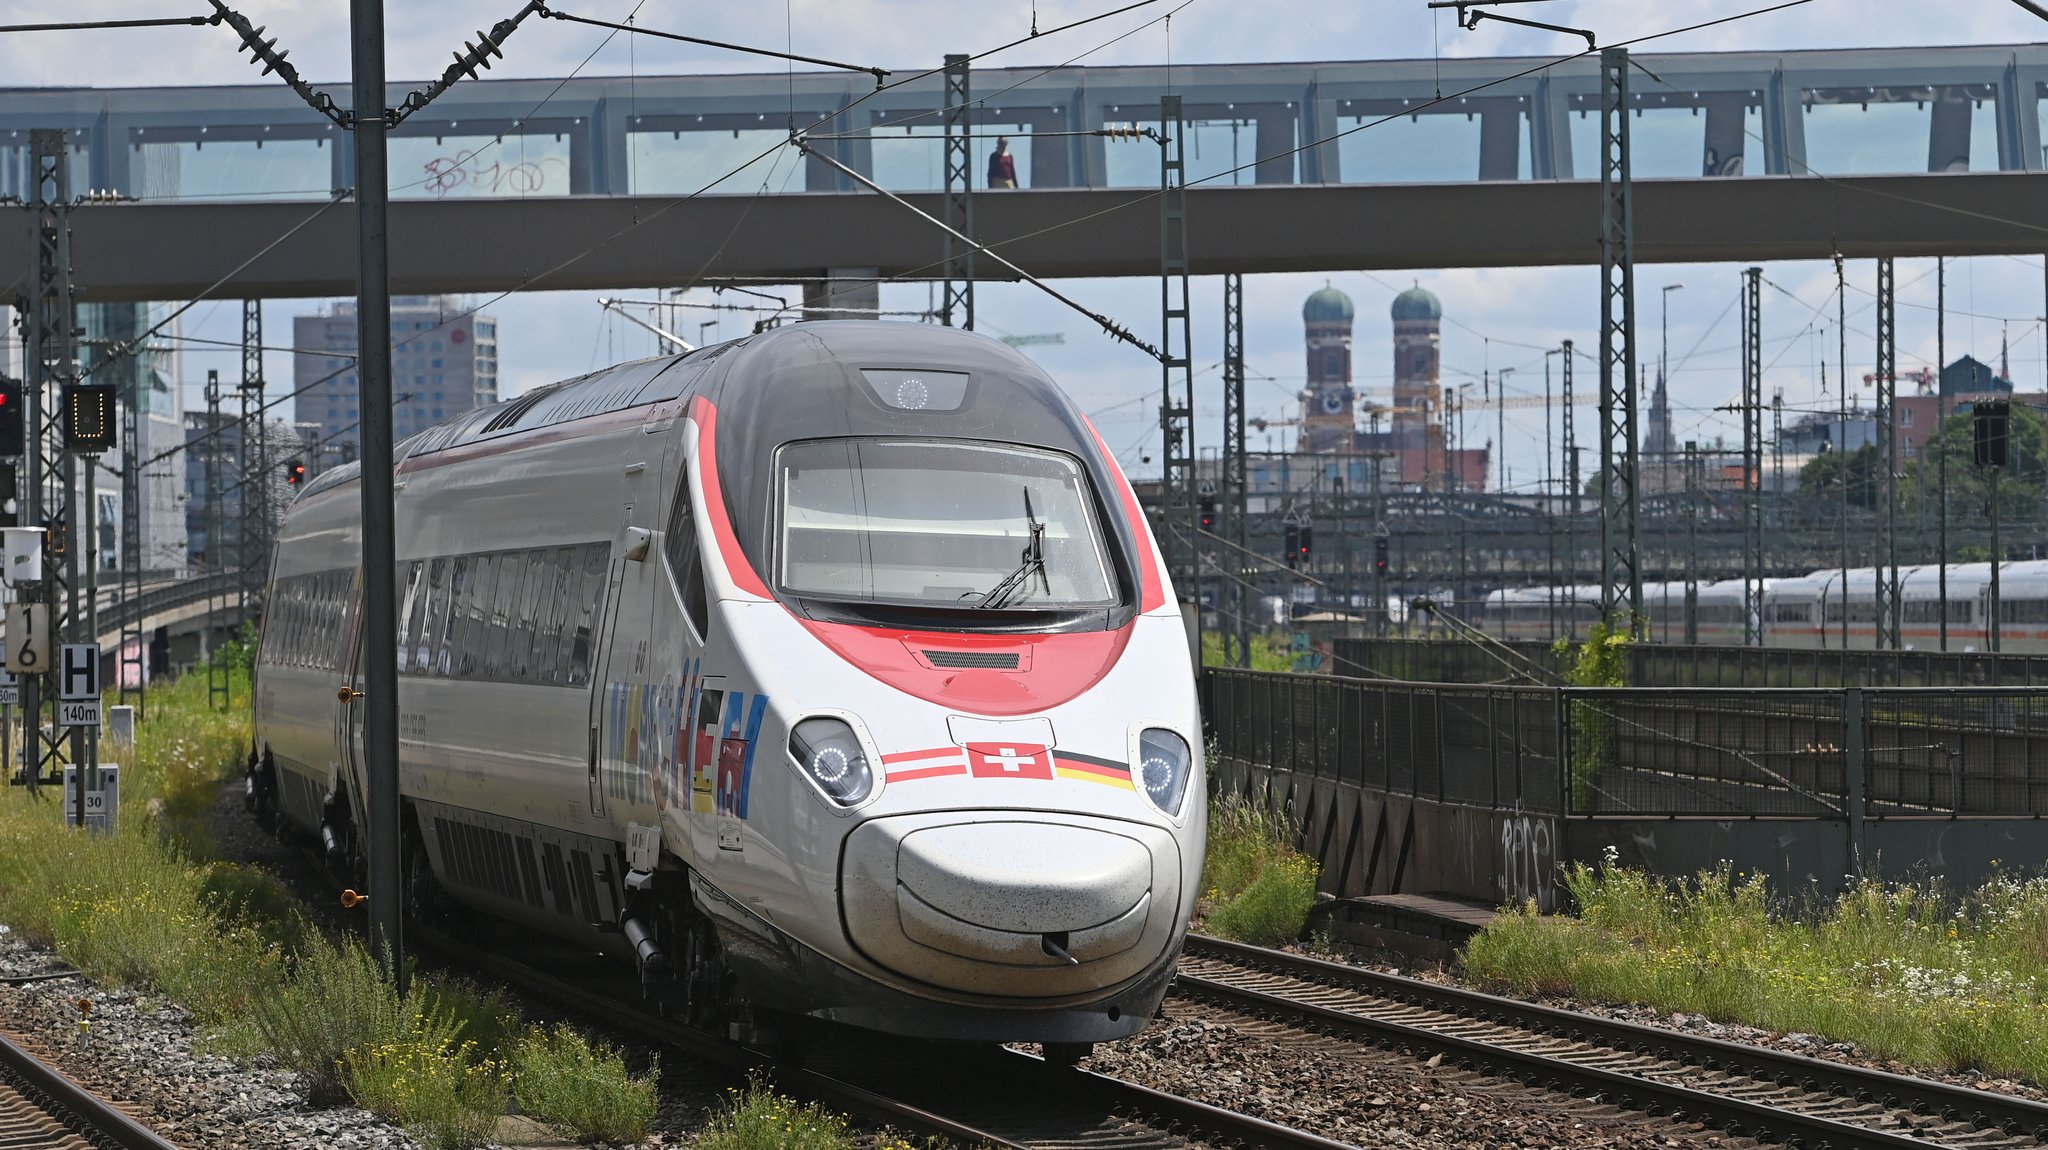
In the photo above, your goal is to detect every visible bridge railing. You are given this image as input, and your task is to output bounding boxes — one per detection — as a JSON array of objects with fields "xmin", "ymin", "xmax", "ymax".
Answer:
[
  {"xmin": 1204, "ymin": 668, "xmax": 2048, "ymax": 820},
  {"xmin": 1330, "ymin": 637, "xmax": 2048, "ymax": 689},
  {"xmin": 90, "ymin": 571, "xmax": 248, "ymax": 644}
]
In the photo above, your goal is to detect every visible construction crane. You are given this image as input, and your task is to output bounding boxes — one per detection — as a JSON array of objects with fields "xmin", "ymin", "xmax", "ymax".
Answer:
[{"xmin": 1862, "ymin": 367, "xmax": 1936, "ymax": 394}]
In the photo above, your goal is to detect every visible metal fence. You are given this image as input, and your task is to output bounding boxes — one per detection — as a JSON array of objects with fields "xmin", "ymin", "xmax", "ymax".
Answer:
[
  {"xmin": 1203, "ymin": 668, "xmax": 2048, "ymax": 820},
  {"xmin": 1330, "ymin": 637, "xmax": 2048, "ymax": 689},
  {"xmin": 1204, "ymin": 670, "xmax": 1563, "ymax": 812}
]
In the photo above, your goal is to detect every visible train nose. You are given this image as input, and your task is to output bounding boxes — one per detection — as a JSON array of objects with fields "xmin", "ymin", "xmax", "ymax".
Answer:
[{"xmin": 842, "ymin": 815, "xmax": 1182, "ymax": 999}]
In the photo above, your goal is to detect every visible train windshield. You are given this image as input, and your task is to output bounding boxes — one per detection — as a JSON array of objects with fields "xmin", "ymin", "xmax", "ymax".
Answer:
[{"xmin": 776, "ymin": 438, "xmax": 1118, "ymax": 609}]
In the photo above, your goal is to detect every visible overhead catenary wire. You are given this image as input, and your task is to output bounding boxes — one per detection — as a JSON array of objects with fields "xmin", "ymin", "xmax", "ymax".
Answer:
[
  {"xmin": 538, "ymin": 7, "xmax": 888, "ymax": 86},
  {"xmin": 792, "ymin": 139, "xmax": 1166, "ymax": 361}
]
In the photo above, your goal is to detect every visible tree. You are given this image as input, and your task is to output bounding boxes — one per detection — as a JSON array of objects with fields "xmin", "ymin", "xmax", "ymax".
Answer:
[
  {"xmin": 1900, "ymin": 403, "xmax": 2048, "ymax": 520},
  {"xmin": 1798, "ymin": 442, "xmax": 1880, "ymax": 510}
]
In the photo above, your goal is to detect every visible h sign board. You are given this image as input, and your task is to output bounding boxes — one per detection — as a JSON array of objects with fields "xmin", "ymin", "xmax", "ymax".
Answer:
[{"xmin": 59, "ymin": 644, "xmax": 100, "ymax": 700}]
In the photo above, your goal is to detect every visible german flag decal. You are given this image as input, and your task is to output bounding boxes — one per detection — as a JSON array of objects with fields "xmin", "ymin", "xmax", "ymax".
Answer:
[{"xmin": 1052, "ymin": 750, "xmax": 1135, "ymax": 791}]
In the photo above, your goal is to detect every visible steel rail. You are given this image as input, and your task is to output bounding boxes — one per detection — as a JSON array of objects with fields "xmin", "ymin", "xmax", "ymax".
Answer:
[
  {"xmin": 0, "ymin": 1027, "xmax": 185, "ymax": 1150},
  {"xmin": 413, "ymin": 923, "xmax": 1033, "ymax": 1150},
  {"xmin": 1185, "ymin": 934, "xmax": 2047, "ymax": 1147},
  {"xmin": 417, "ymin": 919, "xmax": 1358, "ymax": 1149}
]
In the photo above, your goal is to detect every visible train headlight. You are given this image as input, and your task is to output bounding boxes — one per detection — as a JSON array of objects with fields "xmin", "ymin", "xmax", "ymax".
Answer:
[
  {"xmin": 1136, "ymin": 728, "xmax": 1192, "ymax": 816},
  {"xmin": 789, "ymin": 718, "xmax": 874, "ymax": 805}
]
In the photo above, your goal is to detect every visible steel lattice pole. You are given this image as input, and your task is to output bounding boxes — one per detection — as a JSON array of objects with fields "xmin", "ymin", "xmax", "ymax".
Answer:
[
  {"xmin": 940, "ymin": 55, "xmax": 974, "ymax": 330},
  {"xmin": 1596, "ymin": 48, "xmax": 1642, "ymax": 632}
]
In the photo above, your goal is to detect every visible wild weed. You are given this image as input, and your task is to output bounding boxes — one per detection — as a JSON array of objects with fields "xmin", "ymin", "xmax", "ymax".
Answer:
[{"xmin": 512, "ymin": 1024, "xmax": 658, "ymax": 1143}]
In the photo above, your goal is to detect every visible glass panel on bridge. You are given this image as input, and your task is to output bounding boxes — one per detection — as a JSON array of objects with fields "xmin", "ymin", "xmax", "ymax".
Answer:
[
  {"xmin": 1567, "ymin": 103, "xmax": 1763, "ymax": 178},
  {"xmin": 1801, "ymin": 85, "xmax": 2000, "ymax": 174},
  {"xmin": 628, "ymin": 127, "xmax": 792, "ymax": 195},
  {"xmin": 867, "ymin": 121, "xmax": 1037, "ymax": 191},
  {"xmin": 388, "ymin": 133, "xmax": 573, "ymax": 199},
  {"xmin": 0, "ymin": 136, "xmax": 91, "ymax": 199},
  {"xmin": 130, "ymin": 138, "xmax": 331, "ymax": 201},
  {"xmin": 1339, "ymin": 108, "xmax": 1525, "ymax": 183}
]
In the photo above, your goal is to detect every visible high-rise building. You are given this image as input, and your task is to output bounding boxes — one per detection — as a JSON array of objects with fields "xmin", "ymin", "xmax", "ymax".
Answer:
[{"xmin": 292, "ymin": 296, "xmax": 498, "ymax": 465}]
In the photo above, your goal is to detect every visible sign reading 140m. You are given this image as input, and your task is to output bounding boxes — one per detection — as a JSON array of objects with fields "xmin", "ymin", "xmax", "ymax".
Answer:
[{"xmin": 58, "ymin": 643, "xmax": 100, "ymax": 728}]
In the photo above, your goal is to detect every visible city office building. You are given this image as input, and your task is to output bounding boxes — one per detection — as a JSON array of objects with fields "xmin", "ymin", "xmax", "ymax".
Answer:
[{"xmin": 292, "ymin": 296, "xmax": 498, "ymax": 465}]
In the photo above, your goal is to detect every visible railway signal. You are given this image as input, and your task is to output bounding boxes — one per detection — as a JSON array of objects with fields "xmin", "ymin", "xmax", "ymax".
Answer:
[
  {"xmin": 1374, "ymin": 535, "xmax": 1389, "ymax": 576},
  {"xmin": 1283, "ymin": 522, "xmax": 1300, "ymax": 568},
  {"xmin": 1975, "ymin": 401, "xmax": 2010, "ymax": 469},
  {"xmin": 284, "ymin": 458, "xmax": 306, "ymax": 487},
  {"xmin": 1297, "ymin": 523, "xmax": 1314, "ymax": 562},
  {"xmin": 61, "ymin": 383, "xmax": 116, "ymax": 455},
  {"xmin": 1198, "ymin": 493, "xmax": 1216, "ymax": 532},
  {"xmin": 0, "ymin": 378, "xmax": 22, "ymax": 456}
]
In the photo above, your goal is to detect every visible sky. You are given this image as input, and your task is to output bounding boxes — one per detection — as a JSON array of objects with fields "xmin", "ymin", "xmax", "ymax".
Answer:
[{"xmin": 4, "ymin": 0, "xmax": 2047, "ymax": 486}]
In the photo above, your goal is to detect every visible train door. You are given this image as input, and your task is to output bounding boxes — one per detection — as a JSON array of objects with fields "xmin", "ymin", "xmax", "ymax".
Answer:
[
  {"xmin": 334, "ymin": 569, "xmax": 369, "ymax": 850},
  {"xmin": 587, "ymin": 454, "xmax": 659, "ymax": 824}
]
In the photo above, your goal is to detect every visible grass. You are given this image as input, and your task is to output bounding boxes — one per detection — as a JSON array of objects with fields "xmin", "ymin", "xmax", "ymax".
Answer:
[
  {"xmin": 1198, "ymin": 797, "xmax": 1320, "ymax": 947},
  {"xmin": 1201, "ymin": 630, "xmax": 1298, "ymax": 671},
  {"xmin": 1465, "ymin": 856, "xmax": 2048, "ymax": 1084},
  {"xmin": 512, "ymin": 1025, "xmax": 658, "ymax": 1144},
  {"xmin": 0, "ymin": 661, "xmax": 664, "ymax": 1148},
  {"xmin": 696, "ymin": 1073, "xmax": 859, "ymax": 1150}
]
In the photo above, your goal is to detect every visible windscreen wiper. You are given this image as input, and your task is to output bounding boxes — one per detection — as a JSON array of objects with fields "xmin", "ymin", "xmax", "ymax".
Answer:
[{"xmin": 978, "ymin": 488, "xmax": 1049, "ymax": 609}]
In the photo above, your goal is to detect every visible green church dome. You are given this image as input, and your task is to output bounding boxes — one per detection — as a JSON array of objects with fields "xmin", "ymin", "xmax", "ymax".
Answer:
[
  {"xmin": 1392, "ymin": 285, "xmax": 1442, "ymax": 322},
  {"xmin": 1302, "ymin": 285, "xmax": 1354, "ymax": 325}
]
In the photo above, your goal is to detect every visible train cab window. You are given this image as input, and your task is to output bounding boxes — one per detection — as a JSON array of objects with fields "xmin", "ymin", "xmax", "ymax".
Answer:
[
  {"xmin": 775, "ymin": 438, "xmax": 1116, "ymax": 610},
  {"xmin": 665, "ymin": 476, "xmax": 709, "ymax": 638}
]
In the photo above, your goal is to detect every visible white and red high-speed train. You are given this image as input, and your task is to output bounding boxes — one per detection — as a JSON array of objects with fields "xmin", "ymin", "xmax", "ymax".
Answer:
[{"xmin": 248, "ymin": 322, "xmax": 1204, "ymax": 1053}]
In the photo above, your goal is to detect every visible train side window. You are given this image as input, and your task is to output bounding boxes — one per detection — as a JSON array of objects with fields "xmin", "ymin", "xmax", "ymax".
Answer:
[
  {"xmin": 414, "ymin": 559, "xmax": 446, "ymax": 674},
  {"xmin": 665, "ymin": 475, "xmax": 709, "ymax": 639},
  {"xmin": 442, "ymin": 556, "xmax": 472, "ymax": 675},
  {"xmin": 396, "ymin": 562, "xmax": 423, "ymax": 673},
  {"xmin": 569, "ymin": 542, "xmax": 608, "ymax": 688},
  {"xmin": 511, "ymin": 549, "xmax": 544, "ymax": 682},
  {"xmin": 532, "ymin": 548, "xmax": 569, "ymax": 684},
  {"xmin": 460, "ymin": 555, "xmax": 498, "ymax": 678},
  {"xmin": 485, "ymin": 550, "xmax": 524, "ymax": 678}
]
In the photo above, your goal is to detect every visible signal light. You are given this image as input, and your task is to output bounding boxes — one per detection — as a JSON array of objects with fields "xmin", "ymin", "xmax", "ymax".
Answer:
[
  {"xmin": 1198, "ymin": 494, "xmax": 1217, "ymax": 533},
  {"xmin": 1373, "ymin": 536, "xmax": 1389, "ymax": 576},
  {"xmin": 1283, "ymin": 523, "xmax": 1300, "ymax": 569},
  {"xmin": 43, "ymin": 515, "xmax": 66, "ymax": 557},
  {"xmin": 1975, "ymin": 401, "xmax": 2011, "ymax": 469},
  {"xmin": 62, "ymin": 383, "xmax": 117, "ymax": 455},
  {"xmin": 1298, "ymin": 524, "xmax": 1314, "ymax": 560},
  {"xmin": 0, "ymin": 377, "xmax": 22, "ymax": 456},
  {"xmin": 284, "ymin": 458, "xmax": 306, "ymax": 487}
]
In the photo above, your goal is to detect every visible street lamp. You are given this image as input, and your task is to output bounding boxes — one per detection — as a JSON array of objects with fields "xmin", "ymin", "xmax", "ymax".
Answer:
[{"xmin": 1662, "ymin": 283, "xmax": 1685, "ymax": 493}]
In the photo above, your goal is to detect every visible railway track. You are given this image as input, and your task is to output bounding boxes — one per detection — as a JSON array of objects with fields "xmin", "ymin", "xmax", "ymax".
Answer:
[
  {"xmin": 1179, "ymin": 933, "xmax": 2048, "ymax": 1150},
  {"xmin": 418, "ymin": 923, "xmax": 1357, "ymax": 1150},
  {"xmin": 0, "ymin": 1026, "xmax": 184, "ymax": 1150}
]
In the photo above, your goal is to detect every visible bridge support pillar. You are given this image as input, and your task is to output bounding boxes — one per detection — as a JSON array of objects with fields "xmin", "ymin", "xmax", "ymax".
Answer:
[{"xmin": 802, "ymin": 270, "xmax": 880, "ymax": 321}]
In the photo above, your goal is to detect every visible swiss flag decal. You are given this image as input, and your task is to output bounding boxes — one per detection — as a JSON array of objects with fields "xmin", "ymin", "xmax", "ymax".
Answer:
[{"xmin": 966, "ymin": 743, "xmax": 1053, "ymax": 780}]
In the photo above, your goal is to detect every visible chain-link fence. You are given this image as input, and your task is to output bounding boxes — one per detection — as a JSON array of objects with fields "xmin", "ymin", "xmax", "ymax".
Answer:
[{"xmin": 1205, "ymin": 669, "xmax": 2048, "ymax": 819}]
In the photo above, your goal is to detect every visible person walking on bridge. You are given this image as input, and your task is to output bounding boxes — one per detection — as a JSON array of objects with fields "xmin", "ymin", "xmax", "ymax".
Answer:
[{"xmin": 987, "ymin": 137, "xmax": 1018, "ymax": 188}]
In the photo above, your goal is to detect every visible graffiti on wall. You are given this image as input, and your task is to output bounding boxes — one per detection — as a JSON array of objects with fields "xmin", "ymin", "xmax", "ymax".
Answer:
[{"xmin": 1498, "ymin": 808, "xmax": 1555, "ymax": 910}]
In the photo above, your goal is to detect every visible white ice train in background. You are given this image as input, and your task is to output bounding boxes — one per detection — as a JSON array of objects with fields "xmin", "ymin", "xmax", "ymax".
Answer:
[
  {"xmin": 1487, "ymin": 561, "xmax": 2048, "ymax": 651},
  {"xmin": 247, "ymin": 322, "xmax": 1204, "ymax": 1055}
]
